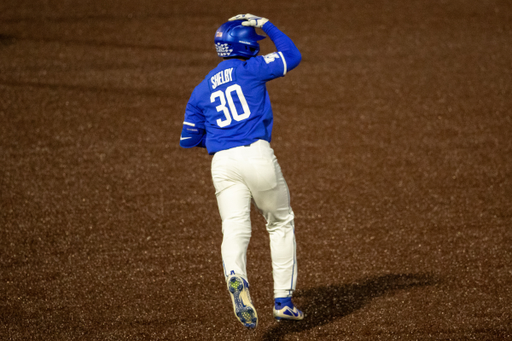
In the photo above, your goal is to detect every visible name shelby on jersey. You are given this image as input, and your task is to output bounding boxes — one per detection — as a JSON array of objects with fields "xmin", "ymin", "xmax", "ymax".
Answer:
[{"xmin": 211, "ymin": 68, "xmax": 234, "ymax": 90}]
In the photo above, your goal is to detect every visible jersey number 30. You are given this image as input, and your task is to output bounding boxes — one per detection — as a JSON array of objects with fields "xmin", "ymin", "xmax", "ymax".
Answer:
[{"xmin": 210, "ymin": 84, "xmax": 251, "ymax": 128}]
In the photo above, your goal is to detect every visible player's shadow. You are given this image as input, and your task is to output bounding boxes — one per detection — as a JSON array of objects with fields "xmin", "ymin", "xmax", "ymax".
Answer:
[{"xmin": 262, "ymin": 273, "xmax": 437, "ymax": 341}]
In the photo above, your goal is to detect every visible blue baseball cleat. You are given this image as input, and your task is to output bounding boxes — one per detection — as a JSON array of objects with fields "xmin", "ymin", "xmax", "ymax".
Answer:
[
  {"xmin": 227, "ymin": 275, "xmax": 258, "ymax": 329},
  {"xmin": 273, "ymin": 297, "xmax": 304, "ymax": 321}
]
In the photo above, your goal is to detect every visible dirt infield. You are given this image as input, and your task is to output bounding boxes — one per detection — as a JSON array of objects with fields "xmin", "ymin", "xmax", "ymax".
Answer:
[{"xmin": 1, "ymin": 0, "xmax": 511, "ymax": 340}]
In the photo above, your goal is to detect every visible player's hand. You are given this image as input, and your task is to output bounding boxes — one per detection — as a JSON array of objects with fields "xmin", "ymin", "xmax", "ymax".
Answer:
[{"xmin": 228, "ymin": 13, "xmax": 269, "ymax": 28}]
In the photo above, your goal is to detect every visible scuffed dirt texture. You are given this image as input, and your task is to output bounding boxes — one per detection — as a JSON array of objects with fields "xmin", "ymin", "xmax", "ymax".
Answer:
[{"xmin": 1, "ymin": 0, "xmax": 511, "ymax": 340}]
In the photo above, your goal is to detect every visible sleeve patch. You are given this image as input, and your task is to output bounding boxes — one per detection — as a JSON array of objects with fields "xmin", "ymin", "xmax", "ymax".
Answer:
[{"xmin": 263, "ymin": 52, "xmax": 281, "ymax": 64}]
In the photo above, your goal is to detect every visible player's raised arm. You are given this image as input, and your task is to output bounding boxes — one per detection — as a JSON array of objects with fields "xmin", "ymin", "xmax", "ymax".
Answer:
[{"xmin": 229, "ymin": 14, "xmax": 302, "ymax": 72}]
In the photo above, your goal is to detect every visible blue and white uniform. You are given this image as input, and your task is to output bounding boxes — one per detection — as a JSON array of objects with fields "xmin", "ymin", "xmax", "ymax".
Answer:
[{"xmin": 180, "ymin": 21, "xmax": 301, "ymax": 299}]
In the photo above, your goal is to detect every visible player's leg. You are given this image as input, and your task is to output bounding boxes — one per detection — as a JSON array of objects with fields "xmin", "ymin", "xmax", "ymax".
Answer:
[
  {"xmin": 251, "ymin": 156, "xmax": 298, "ymax": 298},
  {"xmin": 241, "ymin": 141, "xmax": 303, "ymax": 320},
  {"xmin": 211, "ymin": 152, "xmax": 252, "ymax": 280},
  {"xmin": 211, "ymin": 150, "xmax": 258, "ymax": 328},
  {"xmin": 217, "ymin": 182, "xmax": 252, "ymax": 278}
]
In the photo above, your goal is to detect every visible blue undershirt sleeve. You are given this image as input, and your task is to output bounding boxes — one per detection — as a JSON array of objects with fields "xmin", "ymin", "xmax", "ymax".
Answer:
[
  {"xmin": 261, "ymin": 22, "xmax": 302, "ymax": 72},
  {"xmin": 179, "ymin": 124, "xmax": 206, "ymax": 148}
]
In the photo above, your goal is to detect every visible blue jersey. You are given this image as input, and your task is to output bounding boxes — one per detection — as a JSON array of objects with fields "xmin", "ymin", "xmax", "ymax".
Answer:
[{"xmin": 180, "ymin": 22, "xmax": 301, "ymax": 154}]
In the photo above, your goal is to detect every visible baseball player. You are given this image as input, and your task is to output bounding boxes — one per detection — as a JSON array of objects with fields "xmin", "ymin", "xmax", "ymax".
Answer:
[{"xmin": 179, "ymin": 13, "xmax": 303, "ymax": 329}]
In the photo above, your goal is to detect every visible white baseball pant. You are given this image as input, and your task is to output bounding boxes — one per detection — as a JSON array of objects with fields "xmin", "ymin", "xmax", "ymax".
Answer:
[{"xmin": 211, "ymin": 140, "xmax": 297, "ymax": 298}]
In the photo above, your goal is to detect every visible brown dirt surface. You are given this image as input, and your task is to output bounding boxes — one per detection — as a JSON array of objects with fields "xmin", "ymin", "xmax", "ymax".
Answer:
[{"xmin": 1, "ymin": 0, "xmax": 511, "ymax": 340}]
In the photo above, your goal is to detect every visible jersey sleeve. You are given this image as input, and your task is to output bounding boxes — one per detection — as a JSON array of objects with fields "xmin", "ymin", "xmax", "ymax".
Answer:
[
  {"xmin": 244, "ymin": 52, "xmax": 288, "ymax": 81},
  {"xmin": 180, "ymin": 91, "xmax": 206, "ymax": 149}
]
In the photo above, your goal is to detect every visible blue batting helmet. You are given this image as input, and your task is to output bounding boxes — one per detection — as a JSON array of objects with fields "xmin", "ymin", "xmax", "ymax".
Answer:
[{"xmin": 214, "ymin": 20, "xmax": 266, "ymax": 58}]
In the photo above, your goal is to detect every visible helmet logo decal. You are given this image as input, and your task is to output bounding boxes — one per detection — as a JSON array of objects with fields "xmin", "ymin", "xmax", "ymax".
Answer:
[
  {"xmin": 215, "ymin": 43, "xmax": 233, "ymax": 57},
  {"xmin": 216, "ymin": 31, "xmax": 223, "ymax": 38}
]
